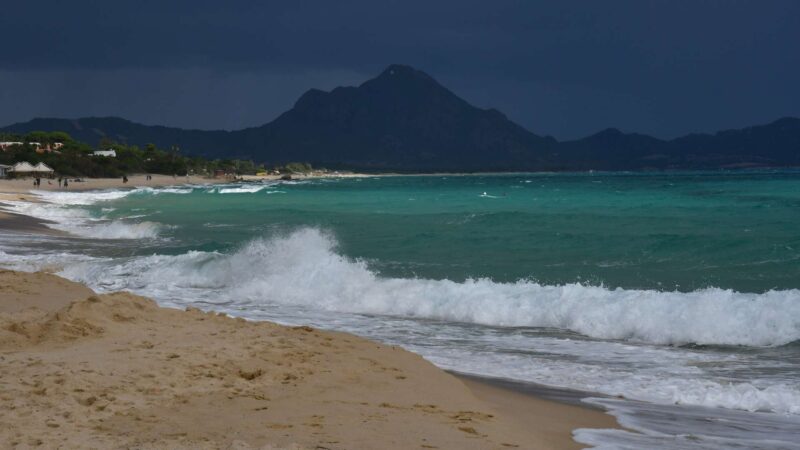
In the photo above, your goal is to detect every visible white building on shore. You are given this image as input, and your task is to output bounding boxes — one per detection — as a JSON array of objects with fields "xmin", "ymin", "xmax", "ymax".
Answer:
[{"xmin": 0, "ymin": 142, "xmax": 64, "ymax": 152}]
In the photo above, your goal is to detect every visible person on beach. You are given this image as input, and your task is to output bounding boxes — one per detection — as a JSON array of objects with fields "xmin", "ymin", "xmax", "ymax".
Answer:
[
  {"xmin": 58, "ymin": 177, "xmax": 62, "ymax": 188},
  {"xmin": 63, "ymin": 179, "xmax": 68, "ymax": 189},
  {"xmin": 122, "ymin": 175, "xmax": 128, "ymax": 184}
]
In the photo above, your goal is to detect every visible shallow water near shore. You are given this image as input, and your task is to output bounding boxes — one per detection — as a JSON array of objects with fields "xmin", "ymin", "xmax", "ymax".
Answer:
[{"xmin": 2, "ymin": 171, "xmax": 800, "ymax": 448}]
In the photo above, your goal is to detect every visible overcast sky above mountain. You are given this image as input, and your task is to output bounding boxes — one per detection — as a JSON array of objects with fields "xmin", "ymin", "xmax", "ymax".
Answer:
[{"xmin": 1, "ymin": 0, "xmax": 798, "ymax": 139}]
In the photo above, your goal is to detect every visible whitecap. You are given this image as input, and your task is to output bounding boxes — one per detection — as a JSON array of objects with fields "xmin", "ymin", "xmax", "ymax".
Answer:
[{"xmin": 57, "ymin": 227, "xmax": 800, "ymax": 347}]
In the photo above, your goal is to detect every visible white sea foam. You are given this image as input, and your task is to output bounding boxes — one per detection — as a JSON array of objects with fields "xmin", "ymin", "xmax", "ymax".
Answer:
[
  {"xmin": 33, "ymin": 188, "xmax": 140, "ymax": 205},
  {"xmin": 155, "ymin": 187, "xmax": 193, "ymax": 194},
  {"xmin": 217, "ymin": 185, "xmax": 267, "ymax": 194},
  {"xmin": 423, "ymin": 346, "xmax": 800, "ymax": 415},
  {"xmin": 3, "ymin": 189, "xmax": 163, "ymax": 239},
  {"xmin": 574, "ymin": 398, "xmax": 800, "ymax": 449},
  {"xmin": 57, "ymin": 227, "xmax": 800, "ymax": 347},
  {"xmin": 0, "ymin": 249, "xmax": 103, "ymax": 273},
  {"xmin": 79, "ymin": 220, "xmax": 162, "ymax": 239}
]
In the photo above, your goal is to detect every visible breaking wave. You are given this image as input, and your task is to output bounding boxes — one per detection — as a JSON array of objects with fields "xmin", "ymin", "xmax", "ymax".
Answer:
[
  {"xmin": 4, "ymin": 226, "xmax": 800, "ymax": 415},
  {"xmin": 59, "ymin": 227, "xmax": 800, "ymax": 348}
]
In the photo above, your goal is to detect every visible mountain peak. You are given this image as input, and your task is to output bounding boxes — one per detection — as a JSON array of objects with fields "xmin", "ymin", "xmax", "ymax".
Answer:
[
  {"xmin": 378, "ymin": 64, "xmax": 430, "ymax": 79},
  {"xmin": 594, "ymin": 128, "xmax": 624, "ymax": 137},
  {"xmin": 363, "ymin": 64, "xmax": 440, "ymax": 89}
]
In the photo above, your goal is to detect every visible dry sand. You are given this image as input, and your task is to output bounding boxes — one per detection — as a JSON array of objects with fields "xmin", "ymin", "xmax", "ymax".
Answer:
[
  {"xmin": 0, "ymin": 174, "xmax": 223, "ymax": 194},
  {"xmin": 0, "ymin": 270, "xmax": 617, "ymax": 449},
  {"xmin": 0, "ymin": 172, "xmax": 371, "ymax": 196}
]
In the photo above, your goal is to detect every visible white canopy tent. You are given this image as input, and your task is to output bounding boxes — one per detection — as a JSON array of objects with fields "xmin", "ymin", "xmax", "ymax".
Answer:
[
  {"xmin": 33, "ymin": 162, "xmax": 54, "ymax": 174},
  {"xmin": 10, "ymin": 162, "xmax": 36, "ymax": 173}
]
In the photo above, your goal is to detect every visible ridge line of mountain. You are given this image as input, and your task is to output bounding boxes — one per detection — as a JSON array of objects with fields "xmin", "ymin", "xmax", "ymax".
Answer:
[
  {"xmin": 3, "ymin": 64, "xmax": 799, "ymax": 171},
  {"xmin": 7, "ymin": 114, "xmax": 799, "ymax": 144}
]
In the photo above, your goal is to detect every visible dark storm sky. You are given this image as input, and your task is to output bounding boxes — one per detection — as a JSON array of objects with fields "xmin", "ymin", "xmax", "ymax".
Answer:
[{"xmin": 1, "ymin": 0, "xmax": 798, "ymax": 140}]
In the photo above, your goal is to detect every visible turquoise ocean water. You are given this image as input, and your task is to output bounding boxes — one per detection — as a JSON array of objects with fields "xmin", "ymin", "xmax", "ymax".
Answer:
[{"xmin": 2, "ymin": 171, "xmax": 800, "ymax": 449}]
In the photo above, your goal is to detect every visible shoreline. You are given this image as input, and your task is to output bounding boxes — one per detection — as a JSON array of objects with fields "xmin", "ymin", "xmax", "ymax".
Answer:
[
  {"xmin": 0, "ymin": 173, "xmax": 227, "ymax": 194},
  {"xmin": 452, "ymin": 372, "xmax": 610, "ymax": 410},
  {"xmin": 0, "ymin": 208, "xmax": 64, "ymax": 235},
  {"xmin": 0, "ymin": 177, "xmax": 621, "ymax": 448},
  {"xmin": 0, "ymin": 269, "xmax": 618, "ymax": 448}
]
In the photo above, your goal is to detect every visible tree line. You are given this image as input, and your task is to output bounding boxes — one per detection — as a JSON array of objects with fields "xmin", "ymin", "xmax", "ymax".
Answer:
[{"xmin": 0, "ymin": 132, "xmax": 315, "ymax": 178}]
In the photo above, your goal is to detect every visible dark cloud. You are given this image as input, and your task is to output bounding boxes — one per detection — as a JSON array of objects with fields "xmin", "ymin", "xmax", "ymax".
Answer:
[{"xmin": 1, "ymin": 0, "xmax": 798, "ymax": 138}]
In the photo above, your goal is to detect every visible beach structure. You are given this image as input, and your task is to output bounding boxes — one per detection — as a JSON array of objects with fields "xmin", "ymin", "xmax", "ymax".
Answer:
[
  {"xmin": 35, "ymin": 142, "xmax": 64, "ymax": 153},
  {"xmin": 9, "ymin": 161, "xmax": 36, "ymax": 175},
  {"xmin": 33, "ymin": 162, "xmax": 54, "ymax": 175},
  {"xmin": 0, "ymin": 141, "xmax": 25, "ymax": 150},
  {"xmin": 4, "ymin": 161, "xmax": 55, "ymax": 178},
  {"xmin": 0, "ymin": 164, "xmax": 11, "ymax": 178},
  {"xmin": 0, "ymin": 142, "xmax": 63, "ymax": 153},
  {"xmin": 92, "ymin": 149, "xmax": 117, "ymax": 157}
]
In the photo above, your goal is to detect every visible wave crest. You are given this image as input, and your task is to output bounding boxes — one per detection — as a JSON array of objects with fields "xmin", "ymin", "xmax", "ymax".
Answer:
[{"xmin": 60, "ymin": 227, "xmax": 800, "ymax": 347}]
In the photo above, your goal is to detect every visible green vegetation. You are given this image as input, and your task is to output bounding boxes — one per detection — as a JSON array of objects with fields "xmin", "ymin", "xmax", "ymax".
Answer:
[
  {"xmin": 279, "ymin": 162, "xmax": 314, "ymax": 174},
  {"xmin": 0, "ymin": 131, "xmax": 300, "ymax": 178}
]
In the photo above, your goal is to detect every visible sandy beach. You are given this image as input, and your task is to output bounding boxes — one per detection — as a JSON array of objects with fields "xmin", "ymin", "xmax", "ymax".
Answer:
[{"xmin": 0, "ymin": 174, "xmax": 225, "ymax": 195}]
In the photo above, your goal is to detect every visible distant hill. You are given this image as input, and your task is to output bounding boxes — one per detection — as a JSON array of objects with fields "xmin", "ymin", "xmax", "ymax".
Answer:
[
  {"xmin": 3, "ymin": 64, "xmax": 799, "ymax": 171},
  {"xmin": 559, "ymin": 118, "xmax": 800, "ymax": 170},
  {"xmin": 2, "ymin": 117, "xmax": 237, "ymax": 160}
]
